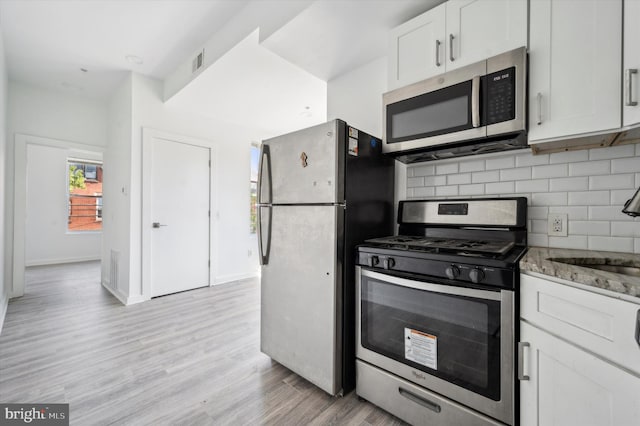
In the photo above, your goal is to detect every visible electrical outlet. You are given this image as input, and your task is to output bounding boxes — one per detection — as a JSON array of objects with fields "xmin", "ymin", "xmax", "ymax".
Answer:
[{"xmin": 548, "ymin": 213, "xmax": 568, "ymax": 236}]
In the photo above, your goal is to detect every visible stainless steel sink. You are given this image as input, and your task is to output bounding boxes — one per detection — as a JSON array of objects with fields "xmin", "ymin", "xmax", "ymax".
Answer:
[{"xmin": 547, "ymin": 258, "xmax": 640, "ymax": 278}]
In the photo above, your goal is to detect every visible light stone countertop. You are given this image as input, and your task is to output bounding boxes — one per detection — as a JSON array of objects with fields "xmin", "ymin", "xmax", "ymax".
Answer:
[{"xmin": 520, "ymin": 246, "xmax": 640, "ymax": 299}]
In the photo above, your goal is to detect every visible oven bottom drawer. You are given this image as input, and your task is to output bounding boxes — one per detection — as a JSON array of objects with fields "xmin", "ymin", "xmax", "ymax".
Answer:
[{"xmin": 356, "ymin": 360, "xmax": 505, "ymax": 426}]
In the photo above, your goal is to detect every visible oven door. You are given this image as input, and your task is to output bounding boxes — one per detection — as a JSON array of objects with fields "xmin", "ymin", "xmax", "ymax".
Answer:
[{"xmin": 356, "ymin": 267, "xmax": 514, "ymax": 425}]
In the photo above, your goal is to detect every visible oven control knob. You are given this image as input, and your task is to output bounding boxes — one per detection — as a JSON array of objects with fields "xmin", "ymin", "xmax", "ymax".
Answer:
[
  {"xmin": 383, "ymin": 258, "xmax": 395, "ymax": 270},
  {"xmin": 369, "ymin": 255, "xmax": 380, "ymax": 268},
  {"xmin": 469, "ymin": 268, "xmax": 485, "ymax": 284},
  {"xmin": 445, "ymin": 265, "xmax": 460, "ymax": 280}
]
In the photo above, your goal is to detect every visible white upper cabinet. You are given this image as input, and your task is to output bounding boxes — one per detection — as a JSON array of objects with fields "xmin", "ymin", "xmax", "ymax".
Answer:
[
  {"xmin": 624, "ymin": 0, "xmax": 640, "ymax": 127},
  {"xmin": 388, "ymin": 0, "xmax": 527, "ymax": 90},
  {"xmin": 528, "ymin": 0, "xmax": 622, "ymax": 143},
  {"xmin": 388, "ymin": 4, "xmax": 446, "ymax": 91},
  {"xmin": 446, "ymin": 0, "xmax": 528, "ymax": 71}
]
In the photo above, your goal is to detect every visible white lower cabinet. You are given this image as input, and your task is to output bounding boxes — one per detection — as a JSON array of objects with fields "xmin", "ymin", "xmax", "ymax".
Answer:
[
  {"xmin": 520, "ymin": 274, "xmax": 640, "ymax": 425},
  {"xmin": 520, "ymin": 321, "xmax": 640, "ymax": 426}
]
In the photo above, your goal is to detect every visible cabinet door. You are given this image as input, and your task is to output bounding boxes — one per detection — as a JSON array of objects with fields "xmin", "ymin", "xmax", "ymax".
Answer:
[
  {"xmin": 520, "ymin": 322, "xmax": 640, "ymax": 426},
  {"xmin": 529, "ymin": 0, "xmax": 622, "ymax": 142},
  {"xmin": 388, "ymin": 4, "xmax": 445, "ymax": 90},
  {"xmin": 446, "ymin": 0, "xmax": 527, "ymax": 71},
  {"xmin": 624, "ymin": 0, "xmax": 640, "ymax": 127}
]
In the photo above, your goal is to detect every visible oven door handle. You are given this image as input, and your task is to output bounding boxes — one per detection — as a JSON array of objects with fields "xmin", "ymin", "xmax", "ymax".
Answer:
[
  {"xmin": 398, "ymin": 387, "xmax": 442, "ymax": 413},
  {"xmin": 471, "ymin": 75, "xmax": 480, "ymax": 128},
  {"xmin": 517, "ymin": 341, "xmax": 530, "ymax": 381}
]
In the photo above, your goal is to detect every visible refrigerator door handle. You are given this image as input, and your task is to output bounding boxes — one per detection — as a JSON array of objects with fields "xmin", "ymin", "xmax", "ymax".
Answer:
[
  {"xmin": 257, "ymin": 205, "xmax": 272, "ymax": 265},
  {"xmin": 258, "ymin": 144, "xmax": 272, "ymax": 204}
]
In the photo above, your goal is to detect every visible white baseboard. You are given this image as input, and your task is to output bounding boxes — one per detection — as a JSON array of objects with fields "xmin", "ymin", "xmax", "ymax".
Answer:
[
  {"xmin": 26, "ymin": 255, "xmax": 101, "ymax": 267},
  {"xmin": 101, "ymin": 280, "xmax": 149, "ymax": 306},
  {"xmin": 214, "ymin": 271, "xmax": 259, "ymax": 285},
  {"xmin": 0, "ymin": 291, "xmax": 8, "ymax": 336}
]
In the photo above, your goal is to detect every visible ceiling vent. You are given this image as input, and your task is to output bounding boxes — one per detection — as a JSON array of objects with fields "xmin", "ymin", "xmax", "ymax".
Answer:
[{"xmin": 192, "ymin": 49, "xmax": 205, "ymax": 74}]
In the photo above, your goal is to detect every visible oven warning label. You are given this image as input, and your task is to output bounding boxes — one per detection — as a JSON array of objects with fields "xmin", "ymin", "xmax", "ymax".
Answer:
[{"xmin": 405, "ymin": 328, "xmax": 437, "ymax": 370}]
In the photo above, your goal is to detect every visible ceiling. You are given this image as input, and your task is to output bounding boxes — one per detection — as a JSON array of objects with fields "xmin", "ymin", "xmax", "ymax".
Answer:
[{"xmin": 0, "ymin": 0, "xmax": 443, "ymax": 132}]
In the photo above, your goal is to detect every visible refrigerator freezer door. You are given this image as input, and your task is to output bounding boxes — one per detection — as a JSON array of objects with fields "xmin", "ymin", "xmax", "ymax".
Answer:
[
  {"xmin": 263, "ymin": 120, "xmax": 344, "ymax": 205},
  {"xmin": 261, "ymin": 204, "xmax": 343, "ymax": 395}
]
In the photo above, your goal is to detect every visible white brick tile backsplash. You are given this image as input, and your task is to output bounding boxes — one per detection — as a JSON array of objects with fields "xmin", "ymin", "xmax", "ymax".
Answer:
[
  {"xmin": 516, "ymin": 153, "xmax": 549, "ymax": 167},
  {"xmin": 515, "ymin": 179, "xmax": 549, "ymax": 193},
  {"xmin": 611, "ymin": 189, "xmax": 636, "ymax": 205},
  {"xmin": 568, "ymin": 190, "xmax": 610, "ymax": 206},
  {"xmin": 436, "ymin": 163, "xmax": 459, "ymax": 175},
  {"xmin": 589, "ymin": 144, "xmax": 635, "ymax": 160},
  {"xmin": 485, "ymin": 156, "xmax": 515, "ymax": 170},
  {"xmin": 569, "ymin": 160, "xmax": 610, "ymax": 176},
  {"xmin": 459, "ymin": 159, "xmax": 485, "ymax": 172},
  {"xmin": 589, "ymin": 206, "xmax": 634, "ymax": 221},
  {"xmin": 528, "ymin": 206, "xmax": 549, "ymax": 220},
  {"xmin": 611, "ymin": 157, "xmax": 640, "ymax": 173},
  {"xmin": 472, "ymin": 170, "xmax": 500, "ymax": 183},
  {"xmin": 569, "ymin": 221, "xmax": 610, "ymax": 236},
  {"xmin": 532, "ymin": 192, "xmax": 567, "ymax": 206},
  {"xmin": 424, "ymin": 175, "xmax": 446, "ymax": 186},
  {"xmin": 447, "ymin": 173, "xmax": 471, "ymax": 185},
  {"xmin": 588, "ymin": 236, "xmax": 634, "ymax": 253},
  {"xmin": 611, "ymin": 221, "xmax": 640, "ymax": 237},
  {"xmin": 404, "ymin": 143, "xmax": 640, "ymax": 252},
  {"xmin": 485, "ymin": 181, "xmax": 514, "ymax": 194},
  {"xmin": 528, "ymin": 233, "xmax": 549, "ymax": 247},
  {"xmin": 407, "ymin": 177, "xmax": 424, "ymax": 188},
  {"xmin": 412, "ymin": 164, "xmax": 435, "ymax": 177},
  {"xmin": 459, "ymin": 184, "xmax": 485, "ymax": 195},
  {"xmin": 550, "ymin": 150, "xmax": 589, "ymax": 164},
  {"xmin": 589, "ymin": 173, "xmax": 635, "ymax": 190},
  {"xmin": 414, "ymin": 186, "xmax": 435, "ymax": 197},
  {"xmin": 549, "ymin": 177, "xmax": 588, "ymax": 192},
  {"xmin": 549, "ymin": 235, "xmax": 588, "ymax": 249},
  {"xmin": 532, "ymin": 164, "xmax": 568, "ymax": 179},
  {"xmin": 436, "ymin": 185, "xmax": 459, "ymax": 196},
  {"xmin": 549, "ymin": 206, "xmax": 589, "ymax": 220},
  {"xmin": 501, "ymin": 167, "xmax": 531, "ymax": 181},
  {"xmin": 531, "ymin": 219, "xmax": 547, "ymax": 234}
]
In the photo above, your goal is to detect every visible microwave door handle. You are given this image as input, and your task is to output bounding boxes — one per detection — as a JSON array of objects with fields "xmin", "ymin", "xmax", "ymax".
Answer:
[{"xmin": 471, "ymin": 75, "xmax": 480, "ymax": 128}]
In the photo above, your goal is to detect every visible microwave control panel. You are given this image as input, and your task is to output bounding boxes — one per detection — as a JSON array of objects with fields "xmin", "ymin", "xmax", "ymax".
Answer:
[{"xmin": 483, "ymin": 66, "xmax": 516, "ymax": 125}]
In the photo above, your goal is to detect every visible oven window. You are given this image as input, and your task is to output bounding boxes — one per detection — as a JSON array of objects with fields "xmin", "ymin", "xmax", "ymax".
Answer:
[
  {"xmin": 361, "ymin": 275, "xmax": 501, "ymax": 401},
  {"xmin": 386, "ymin": 80, "xmax": 473, "ymax": 143}
]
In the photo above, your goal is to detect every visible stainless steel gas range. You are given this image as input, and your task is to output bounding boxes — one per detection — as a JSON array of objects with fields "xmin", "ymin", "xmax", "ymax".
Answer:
[{"xmin": 355, "ymin": 198, "xmax": 528, "ymax": 426}]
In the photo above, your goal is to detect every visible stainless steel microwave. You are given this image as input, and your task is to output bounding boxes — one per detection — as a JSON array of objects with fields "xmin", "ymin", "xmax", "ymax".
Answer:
[{"xmin": 383, "ymin": 47, "xmax": 527, "ymax": 163}]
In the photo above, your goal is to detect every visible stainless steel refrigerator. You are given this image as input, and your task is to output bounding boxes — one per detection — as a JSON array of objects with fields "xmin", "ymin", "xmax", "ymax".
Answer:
[{"xmin": 258, "ymin": 119, "xmax": 394, "ymax": 396}]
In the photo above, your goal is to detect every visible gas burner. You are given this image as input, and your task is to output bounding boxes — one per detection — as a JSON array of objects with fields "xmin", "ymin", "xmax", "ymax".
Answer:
[{"xmin": 366, "ymin": 236, "xmax": 515, "ymax": 256}]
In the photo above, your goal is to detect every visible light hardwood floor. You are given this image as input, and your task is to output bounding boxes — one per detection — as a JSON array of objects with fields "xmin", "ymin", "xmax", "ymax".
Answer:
[{"xmin": 0, "ymin": 261, "xmax": 404, "ymax": 425}]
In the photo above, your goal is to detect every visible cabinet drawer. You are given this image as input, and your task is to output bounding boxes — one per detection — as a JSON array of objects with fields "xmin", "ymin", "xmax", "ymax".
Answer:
[{"xmin": 520, "ymin": 273, "xmax": 640, "ymax": 375}]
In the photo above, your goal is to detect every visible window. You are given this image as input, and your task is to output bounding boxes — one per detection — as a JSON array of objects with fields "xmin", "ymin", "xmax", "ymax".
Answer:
[
  {"xmin": 250, "ymin": 144, "xmax": 260, "ymax": 234},
  {"xmin": 68, "ymin": 159, "xmax": 103, "ymax": 232}
]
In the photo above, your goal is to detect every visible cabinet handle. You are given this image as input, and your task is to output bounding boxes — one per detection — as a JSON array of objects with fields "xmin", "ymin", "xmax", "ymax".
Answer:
[
  {"xmin": 518, "ymin": 341, "xmax": 530, "ymax": 380},
  {"xmin": 635, "ymin": 309, "xmax": 640, "ymax": 347},
  {"xmin": 536, "ymin": 92, "xmax": 543, "ymax": 125},
  {"xmin": 435, "ymin": 40, "xmax": 441, "ymax": 67},
  {"xmin": 449, "ymin": 34, "xmax": 455, "ymax": 62},
  {"xmin": 626, "ymin": 69, "xmax": 638, "ymax": 106},
  {"xmin": 398, "ymin": 388, "xmax": 441, "ymax": 413}
]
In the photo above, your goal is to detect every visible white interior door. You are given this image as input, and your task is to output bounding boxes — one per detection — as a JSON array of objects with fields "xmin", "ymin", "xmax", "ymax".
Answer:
[{"xmin": 150, "ymin": 137, "xmax": 210, "ymax": 297}]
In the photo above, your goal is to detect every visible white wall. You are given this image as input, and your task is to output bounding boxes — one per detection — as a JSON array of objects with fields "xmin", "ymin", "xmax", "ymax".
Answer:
[
  {"xmin": 4, "ymin": 81, "xmax": 108, "ymax": 296},
  {"xmin": 0, "ymin": 25, "xmax": 8, "ymax": 332},
  {"xmin": 104, "ymin": 72, "xmax": 261, "ymax": 303},
  {"xmin": 25, "ymin": 144, "xmax": 102, "ymax": 266}
]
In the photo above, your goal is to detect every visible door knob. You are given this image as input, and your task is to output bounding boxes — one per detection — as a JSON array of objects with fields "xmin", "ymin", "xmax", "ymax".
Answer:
[{"xmin": 152, "ymin": 222, "xmax": 168, "ymax": 228}]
